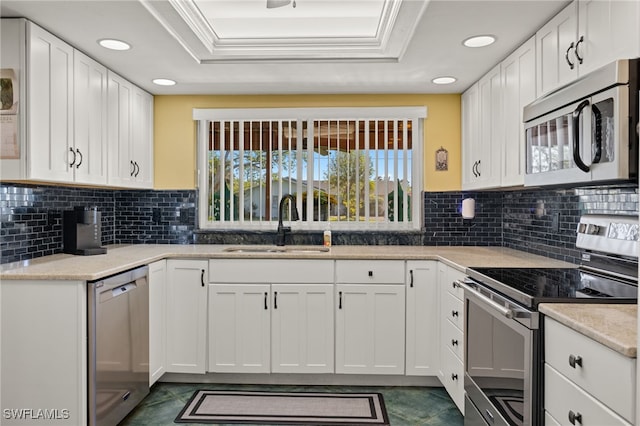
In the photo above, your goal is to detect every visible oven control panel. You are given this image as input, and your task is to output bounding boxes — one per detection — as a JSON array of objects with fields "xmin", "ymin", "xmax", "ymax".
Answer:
[{"xmin": 576, "ymin": 214, "xmax": 638, "ymax": 257}]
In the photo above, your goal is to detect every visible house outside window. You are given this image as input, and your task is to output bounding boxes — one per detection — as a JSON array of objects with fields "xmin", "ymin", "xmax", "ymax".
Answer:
[{"xmin": 195, "ymin": 107, "xmax": 426, "ymax": 231}]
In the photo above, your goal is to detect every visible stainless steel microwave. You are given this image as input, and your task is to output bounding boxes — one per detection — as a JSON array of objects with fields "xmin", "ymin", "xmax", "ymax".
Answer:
[{"xmin": 523, "ymin": 58, "xmax": 639, "ymax": 187}]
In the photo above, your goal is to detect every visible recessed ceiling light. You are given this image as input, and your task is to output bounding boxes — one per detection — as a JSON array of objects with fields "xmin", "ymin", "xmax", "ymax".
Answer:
[
  {"xmin": 432, "ymin": 76, "xmax": 457, "ymax": 85},
  {"xmin": 463, "ymin": 35, "xmax": 496, "ymax": 48},
  {"xmin": 153, "ymin": 78, "xmax": 177, "ymax": 86},
  {"xmin": 98, "ymin": 39, "xmax": 131, "ymax": 51}
]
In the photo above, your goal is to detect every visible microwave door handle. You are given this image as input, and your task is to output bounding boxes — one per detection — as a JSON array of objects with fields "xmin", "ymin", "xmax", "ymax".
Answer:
[
  {"xmin": 572, "ymin": 99, "xmax": 591, "ymax": 172},
  {"xmin": 591, "ymin": 104, "xmax": 602, "ymax": 164}
]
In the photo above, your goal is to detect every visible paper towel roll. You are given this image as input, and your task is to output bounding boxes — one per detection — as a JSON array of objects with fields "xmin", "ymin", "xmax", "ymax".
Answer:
[{"xmin": 461, "ymin": 198, "xmax": 475, "ymax": 219}]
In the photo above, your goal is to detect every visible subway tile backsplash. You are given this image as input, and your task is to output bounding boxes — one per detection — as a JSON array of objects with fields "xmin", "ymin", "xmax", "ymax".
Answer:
[{"xmin": 1, "ymin": 182, "xmax": 637, "ymax": 265}]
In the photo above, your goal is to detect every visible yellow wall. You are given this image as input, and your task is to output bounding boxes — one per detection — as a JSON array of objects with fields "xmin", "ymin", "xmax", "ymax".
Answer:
[{"xmin": 154, "ymin": 94, "xmax": 461, "ymax": 191}]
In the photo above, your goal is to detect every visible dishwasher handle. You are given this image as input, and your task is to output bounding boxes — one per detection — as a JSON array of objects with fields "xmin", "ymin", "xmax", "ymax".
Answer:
[
  {"xmin": 111, "ymin": 283, "xmax": 137, "ymax": 297},
  {"xmin": 457, "ymin": 280, "xmax": 514, "ymax": 319}
]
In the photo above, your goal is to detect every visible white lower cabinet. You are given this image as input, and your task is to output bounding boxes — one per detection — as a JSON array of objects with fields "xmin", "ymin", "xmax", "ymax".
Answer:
[
  {"xmin": 207, "ymin": 259, "xmax": 334, "ymax": 374},
  {"xmin": 148, "ymin": 259, "xmax": 167, "ymax": 385},
  {"xmin": 271, "ymin": 284, "xmax": 334, "ymax": 373},
  {"xmin": 165, "ymin": 259, "xmax": 208, "ymax": 374},
  {"xmin": 335, "ymin": 284, "xmax": 405, "ymax": 375},
  {"xmin": 405, "ymin": 260, "xmax": 438, "ymax": 376},
  {"xmin": 544, "ymin": 317, "xmax": 635, "ymax": 425},
  {"xmin": 437, "ymin": 262, "xmax": 466, "ymax": 414}
]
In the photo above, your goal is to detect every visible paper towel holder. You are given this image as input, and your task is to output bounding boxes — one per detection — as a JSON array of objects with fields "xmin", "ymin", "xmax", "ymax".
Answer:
[{"xmin": 461, "ymin": 197, "xmax": 475, "ymax": 219}]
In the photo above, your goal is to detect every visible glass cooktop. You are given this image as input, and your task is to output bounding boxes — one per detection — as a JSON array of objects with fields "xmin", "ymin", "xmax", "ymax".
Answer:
[{"xmin": 466, "ymin": 267, "xmax": 637, "ymax": 308}]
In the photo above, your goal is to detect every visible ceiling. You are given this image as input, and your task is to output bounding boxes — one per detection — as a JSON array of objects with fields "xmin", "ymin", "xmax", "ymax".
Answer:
[{"xmin": 0, "ymin": 0, "xmax": 570, "ymax": 96}]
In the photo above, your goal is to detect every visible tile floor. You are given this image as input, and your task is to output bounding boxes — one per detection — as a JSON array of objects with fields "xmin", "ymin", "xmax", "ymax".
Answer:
[{"xmin": 121, "ymin": 383, "xmax": 463, "ymax": 426}]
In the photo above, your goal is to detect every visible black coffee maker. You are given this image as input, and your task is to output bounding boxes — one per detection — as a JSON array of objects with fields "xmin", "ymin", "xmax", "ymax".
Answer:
[{"xmin": 63, "ymin": 206, "xmax": 107, "ymax": 255}]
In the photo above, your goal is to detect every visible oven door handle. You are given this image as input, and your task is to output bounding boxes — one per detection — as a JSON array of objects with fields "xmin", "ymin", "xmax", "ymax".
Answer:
[{"xmin": 457, "ymin": 280, "xmax": 514, "ymax": 319}]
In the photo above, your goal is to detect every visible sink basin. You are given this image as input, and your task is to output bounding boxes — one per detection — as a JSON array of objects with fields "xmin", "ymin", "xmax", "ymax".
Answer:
[{"xmin": 222, "ymin": 246, "xmax": 329, "ymax": 254}]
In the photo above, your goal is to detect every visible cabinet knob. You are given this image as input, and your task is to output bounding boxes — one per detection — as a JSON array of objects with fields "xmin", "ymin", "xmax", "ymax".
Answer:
[
  {"xmin": 451, "ymin": 373, "xmax": 458, "ymax": 381},
  {"xmin": 451, "ymin": 310, "xmax": 459, "ymax": 318},
  {"xmin": 568, "ymin": 354, "xmax": 582, "ymax": 368},
  {"xmin": 368, "ymin": 270, "xmax": 373, "ymax": 277},
  {"xmin": 568, "ymin": 410, "xmax": 582, "ymax": 425},
  {"xmin": 451, "ymin": 339, "xmax": 458, "ymax": 347}
]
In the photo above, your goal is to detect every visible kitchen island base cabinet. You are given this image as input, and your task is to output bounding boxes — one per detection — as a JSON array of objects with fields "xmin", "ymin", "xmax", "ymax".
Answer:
[
  {"xmin": 1, "ymin": 280, "xmax": 87, "ymax": 425},
  {"xmin": 165, "ymin": 259, "xmax": 208, "ymax": 375}
]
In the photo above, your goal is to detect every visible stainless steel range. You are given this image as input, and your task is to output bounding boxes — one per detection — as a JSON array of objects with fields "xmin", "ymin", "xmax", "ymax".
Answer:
[{"xmin": 461, "ymin": 214, "xmax": 638, "ymax": 426}]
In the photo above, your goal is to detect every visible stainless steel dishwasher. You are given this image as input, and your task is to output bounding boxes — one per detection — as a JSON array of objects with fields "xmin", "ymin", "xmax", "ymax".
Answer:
[{"xmin": 88, "ymin": 266, "xmax": 149, "ymax": 426}]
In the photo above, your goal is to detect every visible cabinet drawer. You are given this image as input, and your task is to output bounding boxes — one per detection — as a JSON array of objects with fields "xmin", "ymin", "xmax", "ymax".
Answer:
[
  {"xmin": 441, "ymin": 346, "xmax": 465, "ymax": 414},
  {"xmin": 441, "ymin": 291, "xmax": 464, "ymax": 330},
  {"xmin": 441, "ymin": 318, "xmax": 464, "ymax": 361},
  {"xmin": 335, "ymin": 260, "xmax": 404, "ymax": 284},
  {"xmin": 444, "ymin": 269, "xmax": 465, "ymax": 301},
  {"xmin": 545, "ymin": 318, "xmax": 635, "ymax": 422},
  {"xmin": 544, "ymin": 364, "xmax": 632, "ymax": 426},
  {"xmin": 209, "ymin": 259, "xmax": 334, "ymax": 283}
]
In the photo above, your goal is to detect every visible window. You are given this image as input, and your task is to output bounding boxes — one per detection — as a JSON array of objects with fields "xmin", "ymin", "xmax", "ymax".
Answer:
[{"xmin": 195, "ymin": 107, "xmax": 426, "ymax": 230}]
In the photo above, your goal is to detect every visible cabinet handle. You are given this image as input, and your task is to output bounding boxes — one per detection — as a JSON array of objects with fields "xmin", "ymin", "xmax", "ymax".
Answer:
[
  {"xmin": 451, "ymin": 339, "xmax": 458, "ymax": 346},
  {"xmin": 200, "ymin": 269, "xmax": 205, "ymax": 287},
  {"xmin": 476, "ymin": 160, "xmax": 481, "ymax": 177},
  {"xmin": 451, "ymin": 373, "xmax": 458, "ymax": 381},
  {"xmin": 409, "ymin": 270, "xmax": 414, "ymax": 288},
  {"xmin": 472, "ymin": 161, "xmax": 478, "ymax": 177},
  {"xmin": 451, "ymin": 310, "xmax": 459, "ymax": 318},
  {"xmin": 130, "ymin": 160, "xmax": 135, "ymax": 176},
  {"xmin": 264, "ymin": 292, "xmax": 268, "ymax": 310},
  {"xmin": 565, "ymin": 42, "xmax": 576, "ymax": 70},
  {"xmin": 574, "ymin": 35, "xmax": 584, "ymax": 64},
  {"xmin": 134, "ymin": 161, "xmax": 140, "ymax": 177},
  {"xmin": 568, "ymin": 354, "xmax": 582, "ymax": 368},
  {"xmin": 368, "ymin": 270, "xmax": 373, "ymax": 277},
  {"xmin": 339, "ymin": 291, "xmax": 343, "ymax": 309},
  {"xmin": 69, "ymin": 147, "xmax": 77, "ymax": 167},
  {"xmin": 274, "ymin": 291, "xmax": 278, "ymax": 309},
  {"xmin": 75, "ymin": 148, "xmax": 83, "ymax": 168},
  {"xmin": 568, "ymin": 410, "xmax": 582, "ymax": 425}
]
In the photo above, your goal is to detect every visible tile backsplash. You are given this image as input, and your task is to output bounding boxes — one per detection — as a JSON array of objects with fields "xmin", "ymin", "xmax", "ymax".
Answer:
[{"xmin": 1, "ymin": 182, "xmax": 637, "ymax": 264}]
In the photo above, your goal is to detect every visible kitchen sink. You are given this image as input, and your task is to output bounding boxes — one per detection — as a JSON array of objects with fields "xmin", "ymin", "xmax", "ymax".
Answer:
[{"xmin": 222, "ymin": 246, "xmax": 330, "ymax": 253}]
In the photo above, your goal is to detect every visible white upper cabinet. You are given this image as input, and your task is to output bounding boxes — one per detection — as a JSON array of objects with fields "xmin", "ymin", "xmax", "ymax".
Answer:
[
  {"xmin": 462, "ymin": 64, "xmax": 502, "ymax": 190},
  {"xmin": 26, "ymin": 21, "xmax": 74, "ymax": 183},
  {"xmin": 536, "ymin": 0, "xmax": 640, "ymax": 97},
  {"xmin": 107, "ymin": 71, "xmax": 154, "ymax": 188},
  {"xmin": 73, "ymin": 50, "xmax": 108, "ymax": 185},
  {"xmin": 501, "ymin": 36, "xmax": 536, "ymax": 187}
]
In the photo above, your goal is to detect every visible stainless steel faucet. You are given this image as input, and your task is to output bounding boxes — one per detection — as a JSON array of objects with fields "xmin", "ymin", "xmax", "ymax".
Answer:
[{"xmin": 276, "ymin": 194, "xmax": 299, "ymax": 246}]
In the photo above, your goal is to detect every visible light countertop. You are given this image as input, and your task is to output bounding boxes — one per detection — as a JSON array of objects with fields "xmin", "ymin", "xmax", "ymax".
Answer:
[
  {"xmin": 0, "ymin": 244, "xmax": 574, "ymax": 281},
  {"xmin": 539, "ymin": 303, "xmax": 637, "ymax": 358}
]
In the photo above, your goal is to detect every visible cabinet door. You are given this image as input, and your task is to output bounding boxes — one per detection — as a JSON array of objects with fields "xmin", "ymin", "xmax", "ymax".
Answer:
[
  {"xmin": 501, "ymin": 36, "xmax": 536, "ymax": 187},
  {"xmin": 208, "ymin": 284, "xmax": 271, "ymax": 373},
  {"xmin": 536, "ymin": 1, "xmax": 578, "ymax": 97},
  {"xmin": 461, "ymin": 83, "xmax": 479, "ymax": 189},
  {"xmin": 335, "ymin": 284, "xmax": 405, "ymax": 375},
  {"xmin": 476, "ymin": 64, "xmax": 502, "ymax": 189},
  {"xmin": 131, "ymin": 87, "xmax": 154, "ymax": 188},
  {"xmin": 73, "ymin": 50, "xmax": 107, "ymax": 185},
  {"xmin": 148, "ymin": 259, "xmax": 166, "ymax": 386},
  {"xmin": 27, "ymin": 21, "xmax": 74, "ymax": 182},
  {"xmin": 578, "ymin": 0, "xmax": 640, "ymax": 76},
  {"xmin": 107, "ymin": 70, "xmax": 133, "ymax": 187},
  {"xmin": 271, "ymin": 284, "xmax": 334, "ymax": 374},
  {"xmin": 405, "ymin": 261, "xmax": 438, "ymax": 376},
  {"xmin": 165, "ymin": 259, "xmax": 207, "ymax": 374}
]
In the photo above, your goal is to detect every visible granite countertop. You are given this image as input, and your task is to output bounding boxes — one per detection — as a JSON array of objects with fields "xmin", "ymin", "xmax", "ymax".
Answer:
[
  {"xmin": 0, "ymin": 244, "xmax": 575, "ymax": 281},
  {"xmin": 539, "ymin": 303, "xmax": 638, "ymax": 358}
]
